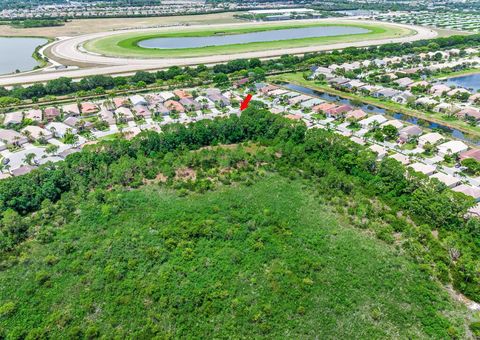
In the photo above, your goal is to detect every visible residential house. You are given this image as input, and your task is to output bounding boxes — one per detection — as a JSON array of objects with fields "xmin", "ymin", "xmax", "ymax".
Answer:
[
  {"xmin": 0, "ymin": 129, "xmax": 28, "ymax": 146},
  {"xmin": 418, "ymin": 132, "xmax": 444, "ymax": 147},
  {"xmin": 389, "ymin": 153, "xmax": 410, "ymax": 165},
  {"xmin": 437, "ymin": 140, "xmax": 468, "ymax": 156},
  {"xmin": 369, "ymin": 144, "xmax": 388, "ymax": 160},
  {"xmin": 158, "ymin": 91, "xmax": 175, "ymax": 101},
  {"xmin": 24, "ymin": 109, "xmax": 42, "ymax": 122},
  {"xmin": 447, "ymin": 88, "xmax": 471, "ymax": 97},
  {"xmin": 429, "ymin": 84, "xmax": 451, "ymax": 96},
  {"xmin": 434, "ymin": 102, "xmax": 459, "ymax": 114},
  {"xmin": 453, "ymin": 184, "xmax": 480, "ymax": 201},
  {"xmin": 180, "ymin": 97, "xmax": 201, "ymax": 111},
  {"xmin": 130, "ymin": 95, "xmax": 148, "ymax": 106},
  {"xmin": 62, "ymin": 103, "xmax": 80, "ymax": 116},
  {"xmin": 44, "ymin": 107, "xmax": 60, "ymax": 121},
  {"xmin": 430, "ymin": 173, "xmax": 461, "ymax": 188},
  {"xmin": 20, "ymin": 125, "xmax": 53, "ymax": 141},
  {"xmin": 99, "ymin": 110, "xmax": 116, "ymax": 125},
  {"xmin": 63, "ymin": 116, "xmax": 80, "ymax": 128},
  {"xmin": 313, "ymin": 102, "xmax": 336, "ymax": 114},
  {"xmin": 381, "ymin": 119, "xmax": 404, "ymax": 129},
  {"xmin": 173, "ymin": 89, "xmax": 192, "ymax": 99},
  {"xmin": 408, "ymin": 80, "xmax": 429, "ymax": 89},
  {"xmin": 345, "ymin": 109, "xmax": 367, "ymax": 121},
  {"xmin": 155, "ymin": 103, "xmax": 170, "ymax": 116},
  {"xmin": 115, "ymin": 107, "xmax": 135, "ymax": 122},
  {"xmin": 456, "ymin": 107, "xmax": 480, "ymax": 121},
  {"xmin": 343, "ymin": 80, "xmax": 365, "ymax": 90},
  {"xmin": 113, "ymin": 97, "xmax": 128, "ymax": 108},
  {"xmin": 399, "ymin": 125, "xmax": 423, "ymax": 143},
  {"xmin": 301, "ymin": 98, "xmax": 323, "ymax": 108},
  {"xmin": 233, "ymin": 78, "xmax": 249, "ymax": 87},
  {"xmin": 164, "ymin": 100, "xmax": 185, "ymax": 113},
  {"xmin": 288, "ymin": 95, "xmax": 311, "ymax": 106},
  {"xmin": 329, "ymin": 77, "xmax": 350, "ymax": 86},
  {"xmin": 359, "ymin": 115, "xmax": 388, "ymax": 128},
  {"xmin": 259, "ymin": 84, "xmax": 279, "ymax": 94},
  {"xmin": 46, "ymin": 122, "xmax": 77, "ymax": 138},
  {"xmin": 394, "ymin": 77, "xmax": 415, "ymax": 88},
  {"xmin": 392, "ymin": 91, "xmax": 414, "ymax": 104},
  {"xmin": 409, "ymin": 162, "xmax": 436, "ymax": 176},
  {"xmin": 11, "ymin": 165, "xmax": 37, "ymax": 177},
  {"xmin": 206, "ymin": 93, "xmax": 230, "ymax": 107},
  {"xmin": 133, "ymin": 105, "xmax": 152, "ymax": 118},
  {"xmin": 3, "ymin": 111, "xmax": 23, "ymax": 126},
  {"xmin": 81, "ymin": 102, "xmax": 99, "ymax": 115},
  {"xmin": 460, "ymin": 148, "xmax": 480, "ymax": 162},
  {"xmin": 373, "ymin": 88, "xmax": 401, "ymax": 99},
  {"xmin": 415, "ymin": 97, "xmax": 439, "ymax": 108},
  {"xmin": 325, "ymin": 104, "xmax": 352, "ymax": 118}
]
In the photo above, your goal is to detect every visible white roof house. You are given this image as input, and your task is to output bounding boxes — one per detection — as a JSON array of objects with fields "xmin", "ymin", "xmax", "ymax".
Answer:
[
  {"xmin": 62, "ymin": 103, "xmax": 80, "ymax": 116},
  {"xmin": 24, "ymin": 109, "xmax": 42, "ymax": 122},
  {"xmin": 418, "ymin": 132, "xmax": 444, "ymax": 147},
  {"xmin": 381, "ymin": 119, "xmax": 404, "ymax": 129},
  {"xmin": 20, "ymin": 125, "xmax": 53, "ymax": 141},
  {"xmin": 359, "ymin": 115, "xmax": 388, "ymax": 128},
  {"xmin": 369, "ymin": 144, "xmax": 388, "ymax": 159},
  {"xmin": 3, "ymin": 111, "xmax": 23, "ymax": 126},
  {"xmin": 45, "ymin": 122, "xmax": 77, "ymax": 138},
  {"xmin": 409, "ymin": 162, "xmax": 437, "ymax": 176},
  {"xmin": 129, "ymin": 95, "xmax": 148, "ymax": 106},
  {"xmin": 115, "ymin": 107, "xmax": 135, "ymax": 121},
  {"xmin": 0, "ymin": 129, "xmax": 27, "ymax": 146},
  {"xmin": 158, "ymin": 91, "xmax": 175, "ymax": 101},
  {"xmin": 437, "ymin": 141, "xmax": 468, "ymax": 156},
  {"xmin": 430, "ymin": 172, "xmax": 461, "ymax": 188},
  {"xmin": 389, "ymin": 153, "xmax": 410, "ymax": 165},
  {"xmin": 453, "ymin": 184, "xmax": 480, "ymax": 201}
]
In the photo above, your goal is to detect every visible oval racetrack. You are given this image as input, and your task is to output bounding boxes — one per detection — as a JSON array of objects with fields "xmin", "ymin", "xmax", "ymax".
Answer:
[{"xmin": 0, "ymin": 19, "xmax": 438, "ymax": 86}]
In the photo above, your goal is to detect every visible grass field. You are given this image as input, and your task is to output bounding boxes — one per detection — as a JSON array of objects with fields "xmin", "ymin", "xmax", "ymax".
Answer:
[
  {"xmin": 84, "ymin": 21, "xmax": 414, "ymax": 58},
  {"xmin": 0, "ymin": 174, "xmax": 467, "ymax": 338},
  {"xmin": 0, "ymin": 12, "xmax": 243, "ymax": 38}
]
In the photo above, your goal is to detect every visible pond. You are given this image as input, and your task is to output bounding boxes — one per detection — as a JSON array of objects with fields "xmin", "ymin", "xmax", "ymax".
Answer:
[
  {"xmin": 446, "ymin": 73, "xmax": 480, "ymax": 92},
  {"xmin": 283, "ymin": 83, "xmax": 480, "ymax": 146},
  {"xmin": 0, "ymin": 37, "xmax": 48, "ymax": 75},
  {"xmin": 138, "ymin": 26, "xmax": 370, "ymax": 49}
]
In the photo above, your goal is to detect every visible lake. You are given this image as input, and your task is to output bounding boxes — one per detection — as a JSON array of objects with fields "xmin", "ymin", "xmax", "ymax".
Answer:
[
  {"xmin": 138, "ymin": 26, "xmax": 370, "ymax": 49},
  {"xmin": 446, "ymin": 73, "xmax": 480, "ymax": 92},
  {"xmin": 0, "ymin": 37, "xmax": 48, "ymax": 75}
]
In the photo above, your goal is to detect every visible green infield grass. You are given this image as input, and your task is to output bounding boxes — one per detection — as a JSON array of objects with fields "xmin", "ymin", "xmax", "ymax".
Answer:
[{"xmin": 84, "ymin": 21, "xmax": 414, "ymax": 58}]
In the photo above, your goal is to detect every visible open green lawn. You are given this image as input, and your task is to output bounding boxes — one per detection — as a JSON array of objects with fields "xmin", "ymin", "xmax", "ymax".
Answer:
[
  {"xmin": 0, "ymin": 175, "xmax": 466, "ymax": 338},
  {"xmin": 84, "ymin": 21, "xmax": 414, "ymax": 58}
]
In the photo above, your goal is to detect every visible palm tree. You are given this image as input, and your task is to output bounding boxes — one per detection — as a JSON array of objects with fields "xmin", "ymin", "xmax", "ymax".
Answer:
[{"xmin": 23, "ymin": 153, "xmax": 36, "ymax": 166}]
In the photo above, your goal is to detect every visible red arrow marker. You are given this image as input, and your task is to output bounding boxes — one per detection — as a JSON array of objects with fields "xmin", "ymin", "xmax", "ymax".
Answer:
[{"xmin": 240, "ymin": 94, "xmax": 252, "ymax": 111}]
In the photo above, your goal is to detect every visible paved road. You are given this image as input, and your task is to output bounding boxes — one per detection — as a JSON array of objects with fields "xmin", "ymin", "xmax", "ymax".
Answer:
[{"xmin": 0, "ymin": 19, "xmax": 438, "ymax": 86}]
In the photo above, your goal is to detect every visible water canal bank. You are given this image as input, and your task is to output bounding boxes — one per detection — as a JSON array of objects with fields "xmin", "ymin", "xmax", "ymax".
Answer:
[{"xmin": 275, "ymin": 80, "xmax": 480, "ymax": 145}]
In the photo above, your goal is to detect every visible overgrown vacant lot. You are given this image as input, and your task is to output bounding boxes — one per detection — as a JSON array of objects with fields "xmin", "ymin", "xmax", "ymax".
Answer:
[{"xmin": 0, "ymin": 175, "xmax": 466, "ymax": 338}]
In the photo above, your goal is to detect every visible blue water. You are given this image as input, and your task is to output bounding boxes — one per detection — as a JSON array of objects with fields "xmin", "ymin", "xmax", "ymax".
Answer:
[
  {"xmin": 0, "ymin": 37, "xmax": 48, "ymax": 75},
  {"xmin": 138, "ymin": 26, "xmax": 370, "ymax": 49},
  {"xmin": 284, "ymin": 83, "xmax": 480, "ymax": 145},
  {"xmin": 446, "ymin": 73, "xmax": 480, "ymax": 92}
]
